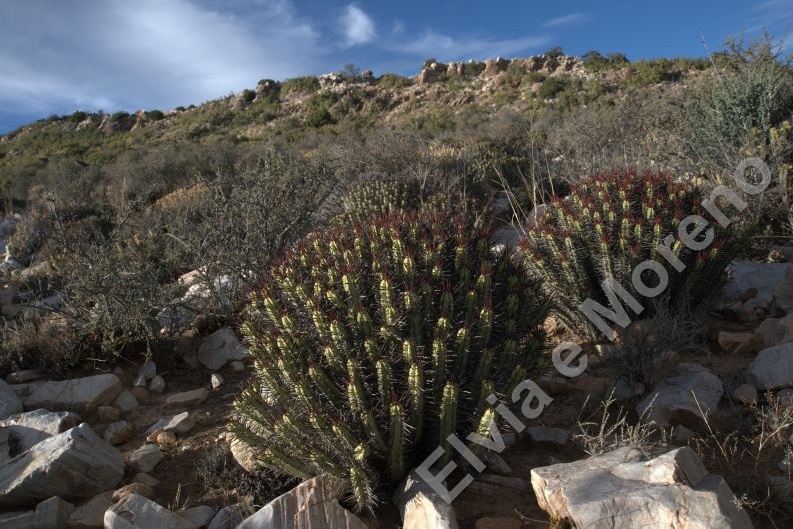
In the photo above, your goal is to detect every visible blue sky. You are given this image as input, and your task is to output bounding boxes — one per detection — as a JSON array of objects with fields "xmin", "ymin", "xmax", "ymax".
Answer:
[{"xmin": 0, "ymin": 0, "xmax": 790, "ymax": 133}]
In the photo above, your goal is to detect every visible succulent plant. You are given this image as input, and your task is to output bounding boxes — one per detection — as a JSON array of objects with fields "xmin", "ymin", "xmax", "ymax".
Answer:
[
  {"xmin": 521, "ymin": 169, "xmax": 740, "ymax": 339},
  {"xmin": 231, "ymin": 208, "xmax": 549, "ymax": 511},
  {"xmin": 331, "ymin": 178, "xmax": 421, "ymax": 226}
]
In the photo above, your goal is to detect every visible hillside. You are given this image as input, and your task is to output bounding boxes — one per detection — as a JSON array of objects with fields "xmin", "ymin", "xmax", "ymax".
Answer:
[{"xmin": 0, "ymin": 52, "xmax": 712, "ymax": 203}]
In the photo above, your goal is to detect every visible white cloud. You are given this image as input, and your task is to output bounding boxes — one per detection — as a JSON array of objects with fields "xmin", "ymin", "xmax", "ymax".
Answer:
[
  {"xmin": 340, "ymin": 5, "xmax": 375, "ymax": 47},
  {"xmin": 543, "ymin": 13, "xmax": 589, "ymax": 28},
  {"xmin": 394, "ymin": 31, "xmax": 550, "ymax": 61},
  {"xmin": 0, "ymin": 0, "xmax": 322, "ymax": 117}
]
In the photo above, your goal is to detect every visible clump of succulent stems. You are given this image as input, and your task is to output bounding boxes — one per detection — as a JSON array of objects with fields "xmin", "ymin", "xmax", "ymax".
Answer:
[
  {"xmin": 521, "ymin": 169, "xmax": 740, "ymax": 339},
  {"xmin": 231, "ymin": 208, "xmax": 549, "ymax": 511}
]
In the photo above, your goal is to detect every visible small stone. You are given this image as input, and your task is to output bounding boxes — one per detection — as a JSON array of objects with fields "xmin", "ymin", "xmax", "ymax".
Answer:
[
  {"xmin": 718, "ymin": 331, "xmax": 761, "ymax": 354},
  {"xmin": 178, "ymin": 505, "xmax": 217, "ymax": 528},
  {"xmin": 104, "ymin": 420, "xmax": 133, "ymax": 445},
  {"xmin": 475, "ymin": 517, "xmax": 522, "ymax": 529},
  {"xmin": 113, "ymin": 390, "xmax": 139, "ymax": 413},
  {"xmin": 105, "ymin": 494, "xmax": 196, "ymax": 529},
  {"xmin": 133, "ymin": 374, "xmax": 147, "ymax": 387},
  {"xmin": 130, "ymin": 386, "xmax": 150, "ymax": 402},
  {"xmin": 112, "ymin": 482, "xmax": 155, "ymax": 502},
  {"xmin": 146, "ymin": 412, "xmax": 195, "ymax": 436},
  {"xmin": 157, "ymin": 431, "xmax": 177, "ymax": 445},
  {"xmin": 67, "ymin": 490, "xmax": 114, "ymax": 529},
  {"xmin": 208, "ymin": 505, "xmax": 245, "ymax": 529},
  {"xmin": 484, "ymin": 452, "xmax": 512, "ymax": 475},
  {"xmin": 672, "ymin": 425, "xmax": 698, "ymax": 443},
  {"xmin": 149, "ymin": 375, "xmax": 166, "ymax": 394},
  {"xmin": 732, "ymin": 384, "xmax": 758, "ymax": 405},
  {"xmin": 230, "ymin": 361, "xmax": 245, "ymax": 372},
  {"xmin": 138, "ymin": 360, "xmax": 157, "ymax": 381},
  {"xmin": 146, "ymin": 428, "xmax": 164, "ymax": 443},
  {"xmin": 34, "ymin": 496, "xmax": 74, "ymax": 529},
  {"xmin": 130, "ymin": 444, "xmax": 162, "ymax": 473},
  {"xmin": 211, "ymin": 374, "xmax": 224, "ymax": 389},
  {"xmin": 749, "ymin": 343, "xmax": 793, "ymax": 390},
  {"xmin": 528, "ymin": 426, "xmax": 571, "ymax": 446},
  {"xmin": 165, "ymin": 388, "xmax": 209, "ymax": 408},
  {"xmin": 96, "ymin": 405, "xmax": 121, "ymax": 423}
]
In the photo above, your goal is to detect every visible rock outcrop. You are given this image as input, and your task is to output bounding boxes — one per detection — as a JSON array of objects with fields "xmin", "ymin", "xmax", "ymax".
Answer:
[
  {"xmin": 0, "ymin": 423, "xmax": 124, "ymax": 508},
  {"xmin": 236, "ymin": 476, "xmax": 368, "ymax": 529}
]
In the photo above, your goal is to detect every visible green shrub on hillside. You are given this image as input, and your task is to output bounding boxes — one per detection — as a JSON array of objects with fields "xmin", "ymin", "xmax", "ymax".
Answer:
[
  {"xmin": 231, "ymin": 208, "xmax": 549, "ymax": 510},
  {"xmin": 377, "ymin": 73, "xmax": 413, "ymax": 89},
  {"xmin": 281, "ymin": 76, "xmax": 321, "ymax": 96},
  {"xmin": 538, "ymin": 76, "xmax": 569, "ymax": 99},
  {"xmin": 685, "ymin": 34, "xmax": 793, "ymax": 174}
]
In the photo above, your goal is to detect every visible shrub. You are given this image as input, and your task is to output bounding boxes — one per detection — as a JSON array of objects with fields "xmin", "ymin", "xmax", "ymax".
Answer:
[
  {"xmin": 281, "ymin": 76, "xmax": 321, "ymax": 96},
  {"xmin": 685, "ymin": 33, "xmax": 793, "ymax": 174},
  {"xmin": 0, "ymin": 316, "xmax": 82, "ymax": 377},
  {"xmin": 109, "ymin": 111, "xmax": 130, "ymax": 123},
  {"xmin": 539, "ymin": 76, "xmax": 569, "ymax": 99},
  {"xmin": 521, "ymin": 169, "xmax": 740, "ymax": 340},
  {"xmin": 423, "ymin": 57, "xmax": 438, "ymax": 69},
  {"xmin": 377, "ymin": 73, "xmax": 413, "ymax": 89},
  {"xmin": 146, "ymin": 110, "xmax": 165, "ymax": 121},
  {"xmin": 68, "ymin": 111, "xmax": 88, "ymax": 123},
  {"xmin": 544, "ymin": 47, "xmax": 564, "ymax": 59},
  {"xmin": 231, "ymin": 208, "xmax": 549, "ymax": 510}
]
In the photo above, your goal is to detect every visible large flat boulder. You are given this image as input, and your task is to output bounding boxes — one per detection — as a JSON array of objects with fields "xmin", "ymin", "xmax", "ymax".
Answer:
[
  {"xmin": 0, "ymin": 423, "xmax": 124, "ymax": 508},
  {"xmin": 236, "ymin": 476, "xmax": 368, "ymax": 529},
  {"xmin": 197, "ymin": 328, "xmax": 249, "ymax": 371},
  {"xmin": 0, "ymin": 409, "xmax": 80, "ymax": 463},
  {"xmin": 104, "ymin": 494, "xmax": 197, "ymax": 529},
  {"xmin": 17, "ymin": 374, "xmax": 122, "ymax": 414},
  {"xmin": 723, "ymin": 261, "xmax": 792, "ymax": 313},
  {"xmin": 749, "ymin": 342, "xmax": 793, "ymax": 390},
  {"xmin": 531, "ymin": 447, "xmax": 752, "ymax": 529},
  {"xmin": 637, "ymin": 363, "xmax": 723, "ymax": 427}
]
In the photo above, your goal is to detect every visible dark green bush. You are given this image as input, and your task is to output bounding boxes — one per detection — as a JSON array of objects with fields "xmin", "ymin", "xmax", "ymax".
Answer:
[
  {"xmin": 377, "ymin": 73, "xmax": 413, "ymax": 89},
  {"xmin": 231, "ymin": 208, "xmax": 549, "ymax": 510},
  {"xmin": 109, "ymin": 111, "xmax": 130, "ymax": 123},
  {"xmin": 281, "ymin": 76, "xmax": 321, "ymax": 96},
  {"xmin": 539, "ymin": 76, "xmax": 569, "ymax": 99},
  {"xmin": 146, "ymin": 110, "xmax": 165, "ymax": 121},
  {"xmin": 544, "ymin": 47, "xmax": 564, "ymax": 59}
]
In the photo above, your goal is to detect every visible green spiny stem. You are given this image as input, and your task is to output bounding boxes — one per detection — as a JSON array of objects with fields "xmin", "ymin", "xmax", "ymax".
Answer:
[{"xmin": 439, "ymin": 381, "xmax": 459, "ymax": 460}]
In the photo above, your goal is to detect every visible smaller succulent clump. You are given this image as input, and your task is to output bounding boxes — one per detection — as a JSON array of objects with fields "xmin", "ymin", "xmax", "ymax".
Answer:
[{"xmin": 521, "ymin": 169, "xmax": 741, "ymax": 339}]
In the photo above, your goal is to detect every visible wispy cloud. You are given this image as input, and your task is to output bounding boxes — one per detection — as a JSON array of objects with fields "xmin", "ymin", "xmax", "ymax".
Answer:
[
  {"xmin": 393, "ymin": 31, "xmax": 550, "ymax": 61},
  {"xmin": 340, "ymin": 5, "xmax": 376, "ymax": 47},
  {"xmin": 543, "ymin": 13, "xmax": 589, "ymax": 28},
  {"xmin": 0, "ymin": 0, "xmax": 322, "ymax": 117}
]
